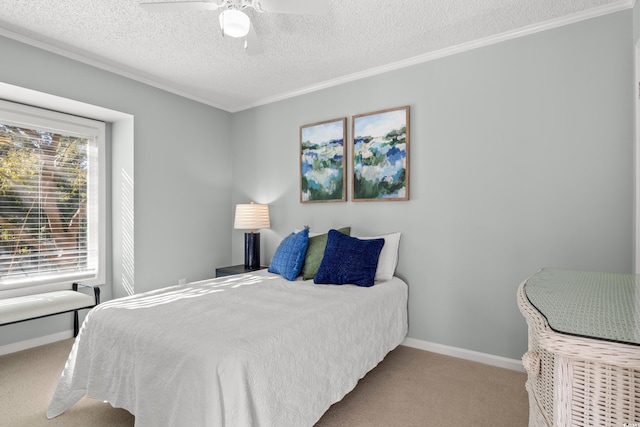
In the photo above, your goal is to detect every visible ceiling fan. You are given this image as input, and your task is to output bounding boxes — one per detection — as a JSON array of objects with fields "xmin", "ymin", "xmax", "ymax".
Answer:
[{"xmin": 140, "ymin": 0, "xmax": 329, "ymax": 56}]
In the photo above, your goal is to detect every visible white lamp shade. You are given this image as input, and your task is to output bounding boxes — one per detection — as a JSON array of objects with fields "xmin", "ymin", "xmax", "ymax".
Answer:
[
  {"xmin": 234, "ymin": 203, "xmax": 270, "ymax": 230},
  {"xmin": 219, "ymin": 9, "xmax": 251, "ymax": 38}
]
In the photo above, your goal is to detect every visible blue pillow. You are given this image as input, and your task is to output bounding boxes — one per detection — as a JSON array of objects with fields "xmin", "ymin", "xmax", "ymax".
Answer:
[
  {"xmin": 314, "ymin": 230, "xmax": 385, "ymax": 287},
  {"xmin": 268, "ymin": 228, "xmax": 310, "ymax": 281}
]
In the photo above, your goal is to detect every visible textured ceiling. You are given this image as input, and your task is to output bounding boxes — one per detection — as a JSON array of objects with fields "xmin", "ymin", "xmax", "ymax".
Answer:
[{"xmin": 0, "ymin": 0, "xmax": 631, "ymax": 112}]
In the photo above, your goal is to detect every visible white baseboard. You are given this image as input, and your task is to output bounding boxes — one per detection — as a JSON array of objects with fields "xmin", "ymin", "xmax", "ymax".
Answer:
[
  {"xmin": 0, "ymin": 330, "xmax": 73, "ymax": 356},
  {"xmin": 402, "ymin": 337, "xmax": 525, "ymax": 373}
]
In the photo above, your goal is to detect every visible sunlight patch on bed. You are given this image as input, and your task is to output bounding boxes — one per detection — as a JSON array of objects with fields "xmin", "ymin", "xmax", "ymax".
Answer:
[{"xmin": 93, "ymin": 273, "xmax": 278, "ymax": 310}]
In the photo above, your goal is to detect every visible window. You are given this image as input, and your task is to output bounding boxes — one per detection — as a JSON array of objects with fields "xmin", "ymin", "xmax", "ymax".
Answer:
[{"xmin": 0, "ymin": 100, "xmax": 105, "ymax": 289}]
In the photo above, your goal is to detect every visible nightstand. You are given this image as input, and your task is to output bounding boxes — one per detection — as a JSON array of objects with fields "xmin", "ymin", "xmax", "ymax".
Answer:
[
  {"xmin": 518, "ymin": 269, "xmax": 640, "ymax": 425},
  {"xmin": 216, "ymin": 264, "xmax": 268, "ymax": 278}
]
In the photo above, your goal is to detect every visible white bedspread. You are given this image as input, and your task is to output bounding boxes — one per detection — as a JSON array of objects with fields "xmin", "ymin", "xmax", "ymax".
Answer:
[{"xmin": 47, "ymin": 270, "xmax": 408, "ymax": 426}]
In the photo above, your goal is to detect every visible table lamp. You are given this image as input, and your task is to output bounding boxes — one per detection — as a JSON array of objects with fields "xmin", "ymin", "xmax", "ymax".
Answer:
[{"xmin": 234, "ymin": 202, "xmax": 270, "ymax": 269}]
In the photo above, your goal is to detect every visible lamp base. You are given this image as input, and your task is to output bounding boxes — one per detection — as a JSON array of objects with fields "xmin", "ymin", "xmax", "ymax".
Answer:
[{"xmin": 244, "ymin": 232, "xmax": 261, "ymax": 270}]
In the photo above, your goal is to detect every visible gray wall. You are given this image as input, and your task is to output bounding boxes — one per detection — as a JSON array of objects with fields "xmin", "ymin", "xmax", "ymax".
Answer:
[
  {"xmin": 0, "ymin": 9, "xmax": 635, "ymax": 360},
  {"xmin": 0, "ymin": 36, "xmax": 233, "ymax": 346},
  {"xmin": 231, "ymin": 11, "xmax": 634, "ymax": 360},
  {"xmin": 635, "ymin": 2, "xmax": 640, "ymax": 273},
  {"xmin": 634, "ymin": 0, "xmax": 640, "ymax": 43}
]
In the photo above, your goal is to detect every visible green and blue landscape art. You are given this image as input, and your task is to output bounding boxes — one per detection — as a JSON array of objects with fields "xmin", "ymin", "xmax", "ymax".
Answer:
[
  {"xmin": 353, "ymin": 108, "xmax": 408, "ymax": 200},
  {"xmin": 300, "ymin": 118, "xmax": 346, "ymax": 202}
]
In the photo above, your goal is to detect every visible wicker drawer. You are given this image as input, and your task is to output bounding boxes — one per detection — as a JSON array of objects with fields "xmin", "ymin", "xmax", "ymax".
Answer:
[
  {"xmin": 517, "ymin": 272, "xmax": 640, "ymax": 427},
  {"xmin": 522, "ymin": 347, "xmax": 556, "ymax": 426},
  {"xmin": 553, "ymin": 356, "xmax": 640, "ymax": 426}
]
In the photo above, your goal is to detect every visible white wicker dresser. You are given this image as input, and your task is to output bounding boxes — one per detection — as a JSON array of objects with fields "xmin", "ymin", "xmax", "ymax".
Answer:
[{"xmin": 517, "ymin": 269, "xmax": 640, "ymax": 427}]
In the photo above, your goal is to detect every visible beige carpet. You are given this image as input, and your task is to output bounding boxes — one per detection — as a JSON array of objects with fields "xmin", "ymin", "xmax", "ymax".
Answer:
[{"xmin": 0, "ymin": 339, "xmax": 528, "ymax": 427}]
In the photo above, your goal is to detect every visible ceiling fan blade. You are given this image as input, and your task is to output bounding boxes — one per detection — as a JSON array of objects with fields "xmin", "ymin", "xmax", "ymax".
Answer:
[
  {"xmin": 140, "ymin": 1, "xmax": 222, "ymax": 13},
  {"xmin": 244, "ymin": 23, "xmax": 264, "ymax": 56},
  {"xmin": 257, "ymin": 0, "xmax": 328, "ymax": 15}
]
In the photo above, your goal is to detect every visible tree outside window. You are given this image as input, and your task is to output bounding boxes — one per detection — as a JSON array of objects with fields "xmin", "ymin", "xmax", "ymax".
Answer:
[{"xmin": 0, "ymin": 124, "xmax": 90, "ymax": 280}]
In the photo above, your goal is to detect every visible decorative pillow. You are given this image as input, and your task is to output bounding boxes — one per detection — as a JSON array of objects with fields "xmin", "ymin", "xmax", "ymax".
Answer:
[
  {"xmin": 314, "ymin": 230, "xmax": 385, "ymax": 287},
  {"xmin": 358, "ymin": 232, "xmax": 401, "ymax": 282},
  {"xmin": 268, "ymin": 228, "xmax": 310, "ymax": 281},
  {"xmin": 301, "ymin": 227, "xmax": 351, "ymax": 280}
]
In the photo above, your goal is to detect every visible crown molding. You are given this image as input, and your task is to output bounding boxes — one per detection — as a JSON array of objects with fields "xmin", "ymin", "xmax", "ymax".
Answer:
[
  {"xmin": 0, "ymin": 27, "xmax": 231, "ymax": 112},
  {"xmin": 0, "ymin": 0, "xmax": 635, "ymax": 114},
  {"xmin": 233, "ymin": 0, "xmax": 635, "ymax": 112}
]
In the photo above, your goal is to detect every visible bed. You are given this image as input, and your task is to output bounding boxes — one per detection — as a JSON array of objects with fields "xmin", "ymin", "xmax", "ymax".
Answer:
[{"xmin": 47, "ymin": 229, "xmax": 408, "ymax": 426}]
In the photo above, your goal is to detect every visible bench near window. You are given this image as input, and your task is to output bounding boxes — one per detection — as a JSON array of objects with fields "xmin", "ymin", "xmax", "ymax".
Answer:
[{"xmin": 0, "ymin": 283, "xmax": 100, "ymax": 337}]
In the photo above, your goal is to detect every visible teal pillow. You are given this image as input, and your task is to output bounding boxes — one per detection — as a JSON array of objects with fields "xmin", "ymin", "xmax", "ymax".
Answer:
[
  {"xmin": 314, "ymin": 230, "xmax": 384, "ymax": 287},
  {"xmin": 268, "ymin": 228, "xmax": 310, "ymax": 281},
  {"xmin": 301, "ymin": 227, "xmax": 351, "ymax": 280}
]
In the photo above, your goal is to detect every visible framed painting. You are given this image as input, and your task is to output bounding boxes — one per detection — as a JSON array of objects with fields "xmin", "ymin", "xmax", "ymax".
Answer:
[
  {"xmin": 300, "ymin": 117, "xmax": 347, "ymax": 203},
  {"xmin": 352, "ymin": 106, "xmax": 410, "ymax": 201}
]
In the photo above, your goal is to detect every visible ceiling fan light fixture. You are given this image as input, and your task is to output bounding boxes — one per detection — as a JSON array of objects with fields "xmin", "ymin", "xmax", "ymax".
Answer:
[{"xmin": 219, "ymin": 9, "xmax": 250, "ymax": 38}]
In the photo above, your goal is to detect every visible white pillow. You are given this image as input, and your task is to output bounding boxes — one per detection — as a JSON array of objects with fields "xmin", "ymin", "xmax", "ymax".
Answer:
[{"xmin": 358, "ymin": 232, "xmax": 401, "ymax": 282}]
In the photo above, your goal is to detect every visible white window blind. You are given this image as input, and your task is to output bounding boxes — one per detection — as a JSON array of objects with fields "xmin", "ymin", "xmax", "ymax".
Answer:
[{"xmin": 0, "ymin": 100, "xmax": 105, "ymax": 289}]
